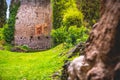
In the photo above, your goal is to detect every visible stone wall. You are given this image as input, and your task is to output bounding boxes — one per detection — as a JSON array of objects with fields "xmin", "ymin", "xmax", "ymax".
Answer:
[{"xmin": 14, "ymin": 0, "xmax": 52, "ymax": 50}]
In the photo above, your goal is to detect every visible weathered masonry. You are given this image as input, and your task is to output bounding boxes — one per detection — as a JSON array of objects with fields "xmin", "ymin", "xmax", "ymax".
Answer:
[{"xmin": 14, "ymin": 0, "xmax": 52, "ymax": 50}]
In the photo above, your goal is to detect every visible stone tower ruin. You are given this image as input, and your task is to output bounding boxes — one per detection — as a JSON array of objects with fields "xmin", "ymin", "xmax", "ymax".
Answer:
[{"xmin": 14, "ymin": 0, "xmax": 52, "ymax": 50}]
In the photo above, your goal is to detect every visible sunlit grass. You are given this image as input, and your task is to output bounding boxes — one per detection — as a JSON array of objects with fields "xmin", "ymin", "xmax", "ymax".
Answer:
[{"xmin": 0, "ymin": 44, "xmax": 67, "ymax": 80}]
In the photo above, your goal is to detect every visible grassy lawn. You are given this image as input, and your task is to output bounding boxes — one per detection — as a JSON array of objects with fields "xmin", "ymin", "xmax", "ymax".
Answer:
[{"xmin": 0, "ymin": 44, "xmax": 67, "ymax": 80}]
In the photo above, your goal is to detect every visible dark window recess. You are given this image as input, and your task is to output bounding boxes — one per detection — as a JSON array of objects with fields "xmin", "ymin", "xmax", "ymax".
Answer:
[
  {"xmin": 30, "ymin": 36, "xmax": 33, "ymax": 42},
  {"xmin": 30, "ymin": 36, "xmax": 33, "ymax": 39},
  {"xmin": 46, "ymin": 36, "xmax": 49, "ymax": 39},
  {"xmin": 38, "ymin": 36, "xmax": 41, "ymax": 40}
]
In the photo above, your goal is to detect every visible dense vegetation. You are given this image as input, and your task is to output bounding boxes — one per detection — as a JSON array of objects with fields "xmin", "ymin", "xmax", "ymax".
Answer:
[
  {"xmin": 3, "ymin": 2, "xmax": 20, "ymax": 43},
  {"xmin": 52, "ymin": 0, "xmax": 99, "ymax": 28},
  {"xmin": 76, "ymin": 0, "xmax": 100, "ymax": 26},
  {"xmin": 52, "ymin": 0, "xmax": 83, "ymax": 29},
  {"xmin": 0, "ymin": 0, "xmax": 6, "ymax": 28},
  {"xmin": 52, "ymin": 0, "xmax": 99, "ymax": 47},
  {"xmin": 0, "ymin": 0, "xmax": 100, "ymax": 80}
]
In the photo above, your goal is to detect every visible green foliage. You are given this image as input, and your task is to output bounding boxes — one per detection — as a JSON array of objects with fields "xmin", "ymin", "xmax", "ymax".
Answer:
[
  {"xmin": 52, "ymin": 0, "xmax": 65, "ymax": 29},
  {"xmin": 3, "ymin": 43, "xmax": 13, "ymax": 50},
  {"xmin": 0, "ymin": 0, "xmax": 6, "ymax": 27},
  {"xmin": 52, "ymin": 0, "xmax": 77, "ymax": 29},
  {"xmin": 63, "ymin": 8, "xmax": 83, "ymax": 29},
  {"xmin": 65, "ymin": 26, "xmax": 88, "ymax": 48},
  {"xmin": 0, "ymin": 28, "xmax": 3, "ymax": 40},
  {"xmin": 0, "ymin": 44, "xmax": 67, "ymax": 80},
  {"xmin": 67, "ymin": 26, "xmax": 88, "ymax": 43},
  {"xmin": 19, "ymin": 45, "xmax": 30, "ymax": 51},
  {"xmin": 2, "ymin": 24, "xmax": 14, "ymax": 43},
  {"xmin": 51, "ymin": 26, "xmax": 88, "ymax": 48},
  {"xmin": 76, "ymin": 0, "xmax": 100, "ymax": 26},
  {"xmin": 3, "ymin": 2, "xmax": 20, "ymax": 43},
  {"xmin": 12, "ymin": 45, "xmax": 31, "ymax": 52},
  {"xmin": 0, "ymin": 28, "xmax": 5, "ymax": 47},
  {"xmin": 52, "ymin": 0, "xmax": 88, "ymax": 47},
  {"xmin": 51, "ymin": 27, "xmax": 67, "ymax": 45}
]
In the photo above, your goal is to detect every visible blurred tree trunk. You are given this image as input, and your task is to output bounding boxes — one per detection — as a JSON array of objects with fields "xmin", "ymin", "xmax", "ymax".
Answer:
[
  {"xmin": 85, "ymin": 0, "xmax": 120, "ymax": 80},
  {"xmin": 0, "ymin": 0, "xmax": 6, "ymax": 27}
]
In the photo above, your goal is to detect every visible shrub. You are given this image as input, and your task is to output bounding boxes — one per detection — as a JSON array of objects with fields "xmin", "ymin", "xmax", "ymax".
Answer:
[
  {"xmin": 51, "ymin": 25, "xmax": 88, "ymax": 48},
  {"xmin": 65, "ymin": 25, "xmax": 88, "ymax": 48},
  {"xmin": 51, "ymin": 27, "xmax": 67, "ymax": 45},
  {"xmin": 51, "ymin": 0, "xmax": 87, "ymax": 47},
  {"xmin": 0, "ymin": 28, "xmax": 3, "ymax": 40},
  {"xmin": 11, "ymin": 45, "xmax": 31, "ymax": 52},
  {"xmin": 63, "ymin": 8, "xmax": 83, "ymax": 29},
  {"xmin": 0, "ymin": 28, "xmax": 5, "ymax": 47},
  {"xmin": 52, "ymin": 0, "xmax": 77, "ymax": 29},
  {"xmin": 20, "ymin": 45, "xmax": 30, "ymax": 51},
  {"xmin": 2, "ymin": 24, "xmax": 14, "ymax": 43}
]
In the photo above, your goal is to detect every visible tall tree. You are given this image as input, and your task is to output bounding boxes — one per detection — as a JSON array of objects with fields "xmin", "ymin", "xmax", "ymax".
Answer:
[
  {"xmin": 0, "ymin": 0, "xmax": 6, "ymax": 27},
  {"xmin": 85, "ymin": 0, "xmax": 120, "ymax": 79},
  {"xmin": 76, "ymin": 0, "xmax": 100, "ymax": 26}
]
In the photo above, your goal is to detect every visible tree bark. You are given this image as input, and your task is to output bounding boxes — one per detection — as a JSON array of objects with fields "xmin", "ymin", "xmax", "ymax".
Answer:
[{"xmin": 85, "ymin": 0, "xmax": 120, "ymax": 80}]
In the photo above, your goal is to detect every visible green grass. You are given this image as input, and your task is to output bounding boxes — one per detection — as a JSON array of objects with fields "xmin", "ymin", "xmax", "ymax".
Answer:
[{"xmin": 0, "ymin": 44, "xmax": 67, "ymax": 80}]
